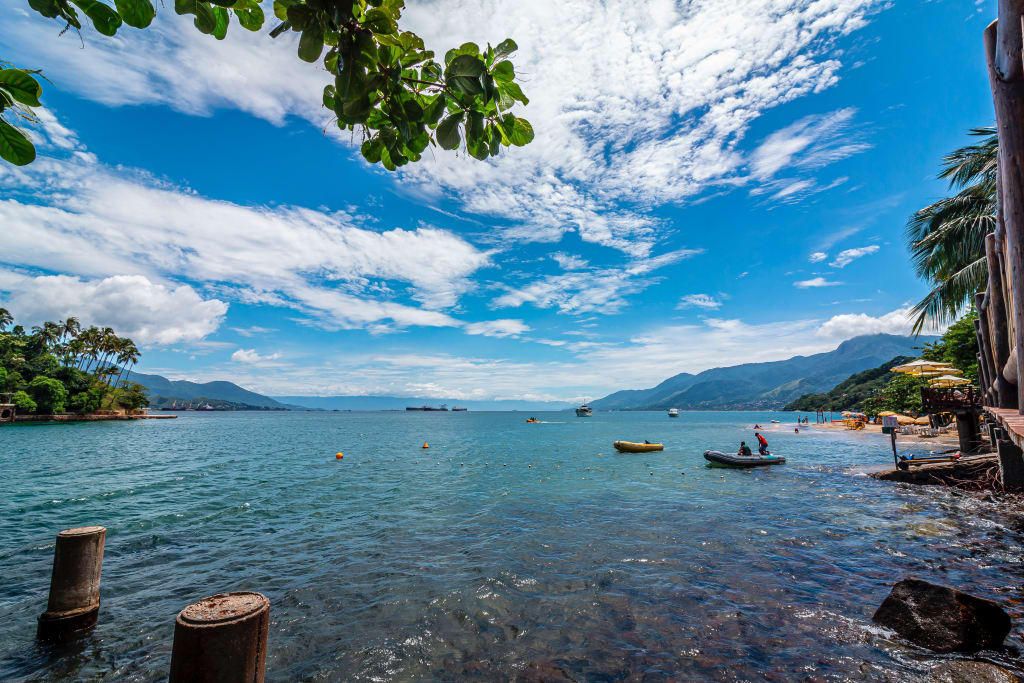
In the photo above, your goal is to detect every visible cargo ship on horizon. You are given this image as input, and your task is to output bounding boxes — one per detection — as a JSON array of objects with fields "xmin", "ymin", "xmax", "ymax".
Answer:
[{"xmin": 406, "ymin": 404, "xmax": 449, "ymax": 411}]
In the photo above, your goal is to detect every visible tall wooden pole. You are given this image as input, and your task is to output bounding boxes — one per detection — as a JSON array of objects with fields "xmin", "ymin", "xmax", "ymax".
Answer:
[
  {"xmin": 977, "ymin": 312, "xmax": 998, "ymax": 405},
  {"xmin": 987, "ymin": 233, "xmax": 1016, "ymax": 407},
  {"xmin": 985, "ymin": 9, "xmax": 1024, "ymax": 412}
]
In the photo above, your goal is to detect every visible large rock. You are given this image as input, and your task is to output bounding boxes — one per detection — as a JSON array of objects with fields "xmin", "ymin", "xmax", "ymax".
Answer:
[
  {"xmin": 931, "ymin": 661, "xmax": 1019, "ymax": 682},
  {"xmin": 873, "ymin": 579, "xmax": 1011, "ymax": 653}
]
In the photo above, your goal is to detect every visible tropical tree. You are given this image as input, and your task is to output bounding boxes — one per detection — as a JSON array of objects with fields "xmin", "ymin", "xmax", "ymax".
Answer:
[
  {"xmin": 907, "ymin": 127, "xmax": 996, "ymax": 333},
  {"xmin": 0, "ymin": 307, "xmax": 12, "ymax": 332},
  {"xmin": 27, "ymin": 375, "xmax": 68, "ymax": 414},
  {"xmin": 2, "ymin": 0, "xmax": 533, "ymax": 168}
]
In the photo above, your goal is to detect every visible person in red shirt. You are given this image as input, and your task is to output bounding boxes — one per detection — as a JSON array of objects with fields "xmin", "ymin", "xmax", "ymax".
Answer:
[{"xmin": 754, "ymin": 432, "xmax": 769, "ymax": 455}]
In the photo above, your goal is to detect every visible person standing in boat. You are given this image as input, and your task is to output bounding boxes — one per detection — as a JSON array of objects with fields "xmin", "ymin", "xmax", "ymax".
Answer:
[
  {"xmin": 737, "ymin": 441, "xmax": 753, "ymax": 456},
  {"xmin": 754, "ymin": 432, "xmax": 769, "ymax": 455}
]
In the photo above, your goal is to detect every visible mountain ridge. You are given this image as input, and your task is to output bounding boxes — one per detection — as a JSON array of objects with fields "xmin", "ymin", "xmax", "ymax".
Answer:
[{"xmin": 591, "ymin": 334, "xmax": 936, "ymax": 411}]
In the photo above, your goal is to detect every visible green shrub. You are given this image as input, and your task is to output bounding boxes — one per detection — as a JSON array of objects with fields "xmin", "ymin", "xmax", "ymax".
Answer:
[
  {"xmin": 12, "ymin": 390, "xmax": 36, "ymax": 413},
  {"xmin": 27, "ymin": 376, "xmax": 68, "ymax": 414}
]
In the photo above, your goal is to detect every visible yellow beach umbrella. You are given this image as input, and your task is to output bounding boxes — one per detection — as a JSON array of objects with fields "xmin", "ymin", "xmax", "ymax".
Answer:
[
  {"xmin": 877, "ymin": 410, "xmax": 897, "ymax": 417},
  {"xmin": 929, "ymin": 374, "xmax": 971, "ymax": 387},
  {"xmin": 891, "ymin": 359, "xmax": 949, "ymax": 376},
  {"xmin": 896, "ymin": 415, "xmax": 917, "ymax": 425},
  {"xmin": 914, "ymin": 416, "xmax": 931, "ymax": 426}
]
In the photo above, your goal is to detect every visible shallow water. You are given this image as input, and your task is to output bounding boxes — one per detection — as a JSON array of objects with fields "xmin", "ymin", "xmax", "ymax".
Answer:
[{"xmin": 1, "ymin": 410, "xmax": 1022, "ymax": 680}]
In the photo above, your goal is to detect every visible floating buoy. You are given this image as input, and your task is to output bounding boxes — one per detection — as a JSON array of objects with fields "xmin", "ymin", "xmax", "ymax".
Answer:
[
  {"xmin": 422, "ymin": 443, "xmax": 429, "ymax": 449},
  {"xmin": 335, "ymin": 452, "xmax": 344, "ymax": 459}
]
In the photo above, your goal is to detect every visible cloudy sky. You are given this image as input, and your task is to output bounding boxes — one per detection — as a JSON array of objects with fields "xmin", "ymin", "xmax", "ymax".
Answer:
[{"xmin": 0, "ymin": 0, "xmax": 994, "ymax": 403}]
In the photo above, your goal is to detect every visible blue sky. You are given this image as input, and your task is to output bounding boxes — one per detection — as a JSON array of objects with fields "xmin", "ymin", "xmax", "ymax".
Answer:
[{"xmin": 0, "ymin": 0, "xmax": 997, "ymax": 402}]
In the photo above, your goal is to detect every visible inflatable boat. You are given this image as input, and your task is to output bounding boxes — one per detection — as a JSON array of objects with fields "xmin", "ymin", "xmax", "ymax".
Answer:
[
  {"xmin": 703, "ymin": 450, "xmax": 785, "ymax": 468},
  {"xmin": 614, "ymin": 441, "xmax": 664, "ymax": 453}
]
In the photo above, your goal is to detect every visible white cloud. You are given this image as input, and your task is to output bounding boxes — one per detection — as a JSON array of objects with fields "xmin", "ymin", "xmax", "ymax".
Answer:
[
  {"xmin": 817, "ymin": 306, "xmax": 944, "ymax": 338},
  {"xmin": 809, "ymin": 252, "xmax": 828, "ymax": 263},
  {"xmin": 0, "ymin": 153, "xmax": 489, "ymax": 331},
  {"xmin": 494, "ymin": 248, "xmax": 702, "ymax": 315},
  {"xmin": 551, "ymin": 252, "xmax": 589, "ymax": 270},
  {"xmin": 463, "ymin": 319, "xmax": 530, "ymax": 337},
  {"xmin": 794, "ymin": 277, "xmax": 842, "ymax": 288},
  {"xmin": 677, "ymin": 294, "xmax": 722, "ymax": 310},
  {"xmin": 829, "ymin": 245, "xmax": 880, "ymax": 268},
  {"xmin": 0, "ymin": 270, "xmax": 227, "ymax": 345},
  {"xmin": 230, "ymin": 326, "xmax": 278, "ymax": 337},
  {"xmin": 231, "ymin": 348, "xmax": 282, "ymax": 363},
  {"xmin": 3, "ymin": 0, "xmax": 885, "ymax": 256}
]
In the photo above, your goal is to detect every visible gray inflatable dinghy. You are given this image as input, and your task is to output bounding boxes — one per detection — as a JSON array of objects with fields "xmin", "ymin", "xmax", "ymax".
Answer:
[{"xmin": 704, "ymin": 450, "xmax": 786, "ymax": 468}]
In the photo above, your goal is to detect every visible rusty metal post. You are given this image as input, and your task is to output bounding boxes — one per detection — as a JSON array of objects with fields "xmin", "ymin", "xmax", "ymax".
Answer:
[
  {"xmin": 169, "ymin": 591, "xmax": 270, "ymax": 683},
  {"xmin": 37, "ymin": 526, "xmax": 105, "ymax": 641}
]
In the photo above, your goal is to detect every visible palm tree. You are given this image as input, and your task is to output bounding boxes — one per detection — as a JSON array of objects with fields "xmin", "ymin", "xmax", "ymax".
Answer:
[
  {"xmin": 0, "ymin": 308, "xmax": 12, "ymax": 332},
  {"xmin": 58, "ymin": 317, "xmax": 80, "ymax": 343},
  {"xmin": 907, "ymin": 127, "xmax": 996, "ymax": 333}
]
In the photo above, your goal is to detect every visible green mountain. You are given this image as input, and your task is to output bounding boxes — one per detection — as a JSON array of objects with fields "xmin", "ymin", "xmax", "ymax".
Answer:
[
  {"xmin": 782, "ymin": 356, "xmax": 915, "ymax": 412},
  {"xmin": 127, "ymin": 372, "xmax": 293, "ymax": 409},
  {"xmin": 591, "ymin": 334, "xmax": 934, "ymax": 411}
]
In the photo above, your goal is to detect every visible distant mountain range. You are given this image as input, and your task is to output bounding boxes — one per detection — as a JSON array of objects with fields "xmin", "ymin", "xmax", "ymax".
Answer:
[
  {"xmin": 127, "ymin": 372, "xmax": 299, "ymax": 409},
  {"xmin": 591, "ymin": 334, "xmax": 936, "ymax": 411},
  {"xmin": 270, "ymin": 395, "xmax": 572, "ymax": 411}
]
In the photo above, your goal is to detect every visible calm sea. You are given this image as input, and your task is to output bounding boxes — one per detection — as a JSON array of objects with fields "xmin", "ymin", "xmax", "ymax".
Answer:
[{"xmin": 1, "ymin": 411, "xmax": 1022, "ymax": 680}]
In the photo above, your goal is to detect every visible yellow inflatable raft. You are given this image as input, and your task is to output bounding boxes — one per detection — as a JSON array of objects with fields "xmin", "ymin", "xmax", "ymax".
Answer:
[{"xmin": 614, "ymin": 441, "xmax": 664, "ymax": 453}]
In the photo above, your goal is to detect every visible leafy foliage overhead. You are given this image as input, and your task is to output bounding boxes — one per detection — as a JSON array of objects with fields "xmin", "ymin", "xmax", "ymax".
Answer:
[
  {"xmin": 906, "ymin": 128, "xmax": 995, "ymax": 333},
  {"xmin": 5, "ymin": 0, "xmax": 533, "ymax": 170}
]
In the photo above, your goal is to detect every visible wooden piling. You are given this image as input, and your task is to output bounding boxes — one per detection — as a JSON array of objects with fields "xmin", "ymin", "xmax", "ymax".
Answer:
[
  {"xmin": 976, "ymin": 298, "xmax": 999, "ymax": 404},
  {"xmin": 985, "ymin": 11, "xmax": 1024, "ymax": 412},
  {"xmin": 169, "ymin": 591, "xmax": 269, "ymax": 683},
  {"xmin": 986, "ymin": 233, "xmax": 1016, "ymax": 407},
  {"xmin": 37, "ymin": 526, "xmax": 105, "ymax": 641}
]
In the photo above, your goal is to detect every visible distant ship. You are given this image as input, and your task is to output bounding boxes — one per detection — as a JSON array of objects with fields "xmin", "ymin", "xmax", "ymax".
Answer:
[
  {"xmin": 451, "ymin": 406, "xmax": 468, "ymax": 411},
  {"xmin": 576, "ymin": 402, "xmax": 593, "ymax": 417},
  {"xmin": 406, "ymin": 404, "xmax": 449, "ymax": 411},
  {"xmin": 668, "ymin": 408, "xmax": 680, "ymax": 418}
]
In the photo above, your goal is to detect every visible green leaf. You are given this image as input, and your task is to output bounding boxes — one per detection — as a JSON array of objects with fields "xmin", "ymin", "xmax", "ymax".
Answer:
[
  {"xmin": 363, "ymin": 7, "xmax": 396, "ymax": 34},
  {"xmin": 445, "ymin": 54, "xmax": 484, "ymax": 96},
  {"xmin": 28, "ymin": 0, "xmax": 62, "ymax": 19},
  {"xmin": 361, "ymin": 137, "xmax": 383, "ymax": 163},
  {"xmin": 467, "ymin": 110, "xmax": 484, "ymax": 143},
  {"xmin": 498, "ymin": 80, "xmax": 529, "ymax": 105},
  {"xmin": 71, "ymin": 0, "xmax": 122, "ymax": 35},
  {"xmin": 212, "ymin": 5, "xmax": 229, "ymax": 39},
  {"xmin": 322, "ymin": 84, "xmax": 336, "ymax": 109},
  {"xmin": 234, "ymin": 1, "xmax": 264, "ymax": 31},
  {"xmin": 493, "ymin": 38, "xmax": 518, "ymax": 60},
  {"xmin": 436, "ymin": 112, "xmax": 463, "ymax": 150},
  {"xmin": 114, "ymin": 0, "xmax": 155, "ymax": 28},
  {"xmin": 509, "ymin": 117, "xmax": 533, "ymax": 146},
  {"xmin": 0, "ymin": 120, "xmax": 36, "ymax": 166},
  {"xmin": 421, "ymin": 94, "xmax": 446, "ymax": 125},
  {"xmin": 175, "ymin": 0, "xmax": 216, "ymax": 34},
  {"xmin": 272, "ymin": 0, "xmax": 298, "ymax": 21},
  {"xmin": 0, "ymin": 71, "xmax": 43, "ymax": 107},
  {"xmin": 298, "ymin": 25, "xmax": 324, "ymax": 62},
  {"xmin": 491, "ymin": 60, "xmax": 514, "ymax": 82}
]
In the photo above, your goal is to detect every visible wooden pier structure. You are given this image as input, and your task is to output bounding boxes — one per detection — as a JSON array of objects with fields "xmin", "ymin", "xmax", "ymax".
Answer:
[{"xmin": 973, "ymin": 0, "xmax": 1024, "ymax": 488}]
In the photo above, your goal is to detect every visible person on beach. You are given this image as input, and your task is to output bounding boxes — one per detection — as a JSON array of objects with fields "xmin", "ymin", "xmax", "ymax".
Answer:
[
  {"xmin": 738, "ymin": 441, "xmax": 753, "ymax": 456},
  {"xmin": 753, "ymin": 424, "xmax": 762, "ymax": 429},
  {"xmin": 755, "ymin": 432, "xmax": 769, "ymax": 455}
]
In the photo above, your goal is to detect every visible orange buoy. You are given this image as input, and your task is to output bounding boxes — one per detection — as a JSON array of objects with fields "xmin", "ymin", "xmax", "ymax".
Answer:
[
  {"xmin": 336, "ymin": 452, "xmax": 344, "ymax": 459},
  {"xmin": 422, "ymin": 443, "xmax": 429, "ymax": 449}
]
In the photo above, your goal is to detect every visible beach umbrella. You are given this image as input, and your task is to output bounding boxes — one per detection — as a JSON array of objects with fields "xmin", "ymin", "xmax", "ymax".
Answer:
[
  {"xmin": 929, "ymin": 374, "xmax": 971, "ymax": 387},
  {"xmin": 891, "ymin": 359, "xmax": 950, "ymax": 376},
  {"xmin": 877, "ymin": 410, "xmax": 897, "ymax": 417},
  {"xmin": 896, "ymin": 415, "xmax": 917, "ymax": 425},
  {"xmin": 914, "ymin": 416, "xmax": 931, "ymax": 425}
]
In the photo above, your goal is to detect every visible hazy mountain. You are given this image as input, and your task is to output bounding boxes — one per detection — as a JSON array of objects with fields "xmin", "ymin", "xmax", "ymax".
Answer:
[
  {"xmin": 128, "ymin": 372, "xmax": 293, "ymax": 409},
  {"xmin": 591, "ymin": 334, "xmax": 936, "ymax": 411},
  {"xmin": 271, "ymin": 395, "xmax": 573, "ymax": 411}
]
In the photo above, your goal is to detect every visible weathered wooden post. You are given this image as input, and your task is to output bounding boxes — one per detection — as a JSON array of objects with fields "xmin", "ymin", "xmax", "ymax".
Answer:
[
  {"xmin": 37, "ymin": 526, "xmax": 105, "ymax": 641},
  {"xmin": 169, "ymin": 591, "xmax": 269, "ymax": 683},
  {"xmin": 997, "ymin": 435, "xmax": 1024, "ymax": 488},
  {"xmin": 986, "ymin": 233, "xmax": 1016, "ymax": 407},
  {"xmin": 978, "ymin": 351, "xmax": 992, "ymax": 406},
  {"xmin": 985, "ymin": 6, "xmax": 1024, "ymax": 412},
  {"xmin": 975, "ymin": 299, "xmax": 998, "ymax": 403}
]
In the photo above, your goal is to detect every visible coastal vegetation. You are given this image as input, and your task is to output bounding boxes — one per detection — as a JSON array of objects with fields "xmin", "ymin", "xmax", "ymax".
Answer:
[
  {"xmin": 2, "ymin": 1, "xmax": 533, "ymax": 168},
  {"xmin": 785, "ymin": 311, "xmax": 979, "ymax": 415},
  {"xmin": 907, "ymin": 128, "xmax": 995, "ymax": 332},
  {"xmin": 0, "ymin": 308, "xmax": 149, "ymax": 415}
]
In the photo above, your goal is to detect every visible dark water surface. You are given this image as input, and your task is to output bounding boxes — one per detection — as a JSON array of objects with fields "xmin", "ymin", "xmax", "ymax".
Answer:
[{"xmin": 1, "ymin": 411, "xmax": 1023, "ymax": 680}]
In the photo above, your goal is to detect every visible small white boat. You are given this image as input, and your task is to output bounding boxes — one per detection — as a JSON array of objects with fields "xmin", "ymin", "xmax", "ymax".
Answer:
[
  {"xmin": 576, "ymin": 403, "xmax": 593, "ymax": 417},
  {"xmin": 668, "ymin": 408, "xmax": 679, "ymax": 418},
  {"xmin": 770, "ymin": 419, "xmax": 780, "ymax": 423}
]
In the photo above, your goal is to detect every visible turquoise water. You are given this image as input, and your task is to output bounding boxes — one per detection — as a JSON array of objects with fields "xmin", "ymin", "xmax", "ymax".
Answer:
[{"xmin": 1, "ymin": 410, "xmax": 1022, "ymax": 680}]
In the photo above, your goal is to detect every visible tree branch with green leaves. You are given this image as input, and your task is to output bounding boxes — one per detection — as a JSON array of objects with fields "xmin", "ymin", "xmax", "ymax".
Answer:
[{"xmin": 3, "ymin": 0, "xmax": 534, "ymax": 169}]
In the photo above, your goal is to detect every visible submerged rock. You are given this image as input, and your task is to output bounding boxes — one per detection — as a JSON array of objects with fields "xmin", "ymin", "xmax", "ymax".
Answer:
[
  {"xmin": 873, "ymin": 578, "xmax": 1011, "ymax": 653},
  {"xmin": 516, "ymin": 659, "xmax": 576, "ymax": 682},
  {"xmin": 930, "ymin": 661, "xmax": 1019, "ymax": 682}
]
